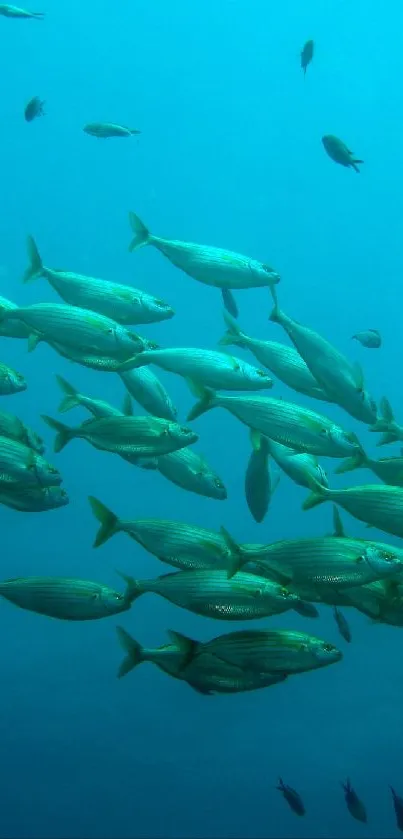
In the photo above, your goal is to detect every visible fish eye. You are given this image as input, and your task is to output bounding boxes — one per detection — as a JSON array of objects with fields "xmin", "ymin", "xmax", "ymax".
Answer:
[
  {"xmin": 319, "ymin": 427, "xmax": 329, "ymax": 438},
  {"xmin": 262, "ymin": 263, "xmax": 274, "ymax": 274},
  {"xmin": 114, "ymin": 593, "xmax": 124, "ymax": 601},
  {"xmin": 280, "ymin": 586, "xmax": 290, "ymax": 597},
  {"xmin": 323, "ymin": 643, "xmax": 336, "ymax": 653},
  {"xmin": 257, "ymin": 370, "xmax": 267, "ymax": 378}
]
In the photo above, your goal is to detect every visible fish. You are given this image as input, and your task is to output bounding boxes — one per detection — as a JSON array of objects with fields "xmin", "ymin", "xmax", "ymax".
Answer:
[
  {"xmin": 303, "ymin": 476, "xmax": 403, "ymax": 539},
  {"xmin": 24, "ymin": 96, "xmax": 45, "ymax": 122},
  {"xmin": 322, "ymin": 135, "xmax": 363, "ymax": 173},
  {"xmin": 171, "ymin": 628, "xmax": 342, "ymax": 674},
  {"xmin": 265, "ymin": 437, "xmax": 328, "ymax": 490},
  {"xmin": 370, "ymin": 397, "xmax": 403, "ymax": 446},
  {"xmin": 0, "ymin": 362, "xmax": 26, "ymax": 395},
  {"xmin": 0, "ymin": 302, "xmax": 148, "ymax": 358},
  {"xmin": 300, "ymin": 39, "xmax": 314, "ymax": 75},
  {"xmin": 333, "ymin": 606, "xmax": 352, "ymax": 643},
  {"xmin": 0, "ymin": 295, "xmax": 30, "ymax": 339},
  {"xmin": 83, "ymin": 123, "xmax": 141, "ymax": 138},
  {"xmin": 341, "ymin": 779, "xmax": 367, "ymax": 823},
  {"xmin": 245, "ymin": 431, "xmax": 279, "ymax": 523},
  {"xmin": 221, "ymin": 288, "xmax": 238, "ymax": 318},
  {"xmin": 221, "ymin": 526, "xmax": 403, "ymax": 587},
  {"xmin": 277, "ymin": 778, "xmax": 306, "ymax": 816},
  {"xmin": 0, "ymin": 436, "xmax": 61, "ymax": 488},
  {"xmin": 154, "ymin": 448, "xmax": 227, "ymax": 500},
  {"xmin": 23, "ymin": 236, "xmax": 174, "ymax": 325},
  {"xmin": 55, "ymin": 375, "xmax": 129, "ymax": 419},
  {"xmin": 42, "ymin": 414, "xmax": 197, "ymax": 459},
  {"xmin": 119, "ymin": 368, "xmax": 178, "ymax": 421},
  {"xmin": 0, "ymin": 576, "xmax": 135, "ymax": 620},
  {"xmin": 89, "ymin": 496, "xmax": 234, "ymax": 569},
  {"xmin": 128, "ymin": 211, "xmax": 280, "ymax": 291},
  {"xmin": 219, "ymin": 310, "xmax": 329, "ymax": 400},
  {"xmin": 390, "ymin": 786, "xmax": 403, "ymax": 832},
  {"xmin": 116, "ymin": 627, "xmax": 287, "ymax": 695},
  {"xmin": 187, "ymin": 386, "xmax": 363, "ymax": 459},
  {"xmin": 118, "ymin": 347, "xmax": 273, "ymax": 392},
  {"xmin": 269, "ymin": 292, "xmax": 378, "ymax": 425},
  {"xmin": 42, "ymin": 341, "xmax": 138, "ymax": 372},
  {"xmin": 0, "ymin": 4, "xmax": 43, "ymax": 17},
  {"xmin": 352, "ymin": 329, "xmax": 381, "ymax": 349},
  {"xmin": 0, "ymin": 484, "xmax": 69, "ymax": 512},
  {"xmin": 118, "ymin": 569, "xmax": 306, "ymax": 621},
  {"xmin": 335, "ymin": 449, "xmax": 403, "ymax": 487},
  {"xmin": 0, "ymin": 409, "xmax": 44, "ymax": 453}
]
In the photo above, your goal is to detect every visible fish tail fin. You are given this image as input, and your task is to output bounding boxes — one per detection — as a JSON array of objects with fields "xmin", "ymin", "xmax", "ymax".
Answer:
[
  {"xmin": 352, "ymin": 159, "xmax": 363, "ymax": 172},
  {"xmin": 276, "ymin": 777, "xmax": 285, "ymax": 791},
  {"xmin": 302, "ymin": 475, "xmax": 330, "ymax": 511},
  {"xmin": 186, "ymin": 382, "xmax": 216, "ymax": 422},
  {"xmin": 128, "ymin": 212, "xmax": 150, "ymax": 252},
  {"xmin": 220, "ymin": 525, "xmax": 246, "ymax": 578},
  {"xmin": 334, "ymin": 450, "xmax": 367, "ymax": 475},
  {"xmin": 41, "ymin": 414, "xmax": 72, "ymax": 453},
  {"xmin": 116, "ymin": 626, "xmax": 144, "ymax": 678},
  {"xmin": 122, "ymin": 393, "xmax": 133, "ymax": 416},
  {"xmin": 370, "ymin": 396, "xmax": 393, "ymax": 432},
  {"xmin": 88, "ymin": 495, "xmax": 120, "ymax": 547},
  {"xmin": 55, "ymin": 375, "xmax": 81, "ymax": 413},
  {"xmin": 167, "ymin": 629, "xmax": 200, "ymax": 670},
  {"xmin": 23, "ymin": 235, "xmax": 44, "ymax": 283},
  {"xmin": 218, "ymin": 310, "xmax": 246, "ymax": 348}
]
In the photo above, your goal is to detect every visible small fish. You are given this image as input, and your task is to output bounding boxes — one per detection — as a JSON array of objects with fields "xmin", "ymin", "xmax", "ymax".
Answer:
[
  {"xmin": 83, "ymin": 123, "xmax": 141, "ymax": 138},
  {"xmin": 322, "ymin": 135, "xmax": 363, "ymax": 173},
  {"xmin": 0, "ymin": 484, "xmax": 68, "ymax": 512},
  {"xmin": 342, "ymin": 779, "xmax": 367, "ymax": 823},
  {"xmin": 221, "ymin": 288, "xmax": 238, "ymax": 318},
  {"xmin": 42, "ymin": 414, "xmax": 197, "ymax": 459},
  {"xmin": 0, "ymin": 409, "xmax": 44, "ymax": 452},
  {"xmin": 277, "ymin": 778, "xmax": 306, "ymax": 816},
  {"xmin": 352, "ymin": 329, "xmax": 381, "ymax": 349},
  {"xmin": 55, "ymin": 375, "xmax": 127, "ymax": 419},
  {"xmin": 128, "ymin": 211, "xmax": 280, "ymax": 291},
  {"xmin": 0, "ymin": 576, "xmax": 135, "ymax": 620},
  {"xmin": 23, "ymin": 236, "xmax": 174, "ymax": 325},
  {"xmin": 0, "ymin": 4, "xmax": 43, "ymax": 17},
  {"xmin": 301, "ymin": 39, "xmax": 314, "ymax": 75},
  {"xmin": 303, "ymin": 476, "xmax": 403, "ymax": 540},
  {"xmin": 245, "ymin": 431, "xmax": 279, "ymax": 523},
  {"xmin": 119, "ymin": 367, "xmax": 178, "ymax": 421},
  {"xmin": 0, "ymin": 363, "xmax": 26, "ymax": 395},
  {"xmin": 390, "ymin": 786, "xmax": 403, "ymax": 832},
  {"xmin": 333, "ymin": 607, "xmax": 352, "ymax": 643},
  {"xmin": 24, "ymin": 96, "xmax": 45, "ymax": 122}
]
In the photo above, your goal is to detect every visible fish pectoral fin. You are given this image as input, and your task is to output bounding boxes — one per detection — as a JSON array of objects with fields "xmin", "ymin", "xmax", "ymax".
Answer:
[
  {"xmin": 352, "ymin": 362, "xmax": 364, "ymax": 391},
  {"xmin": 27, "ymin": 332, "xmax": 42, "ymax": 352}
]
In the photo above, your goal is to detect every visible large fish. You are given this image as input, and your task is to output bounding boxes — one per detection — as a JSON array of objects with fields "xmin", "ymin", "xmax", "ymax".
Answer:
[
  {"xmin": 219, "ymin": 310, "xmax": 329, "ymax": 401},
  {"xmin": 118, "ymin": 346, "xmax": 273, "ymax": 392},
  {"xmin": 269, "ymin": 293, "xmax": 378, "ymax": 424},
  {"xmin": 23, "ymin": 236, "xmax": 174, "ymax": 325},
  {"xmin": 187, "ymin": 386, "xmax": 363, "ymax": 459},
  {"xmin": 43, "ymin": 414, "xmax": 197, "ymax": 458},
  {"xmin": 0, "ymin": 576, "xmax": 134, "ymax": 620},
  {"xmin": 128, "ymin": 211, "xmax": 280, "ymax": 290},
  {"xmin": 304, "ymin": 476, "xmax": 403, "ymax": 539}
]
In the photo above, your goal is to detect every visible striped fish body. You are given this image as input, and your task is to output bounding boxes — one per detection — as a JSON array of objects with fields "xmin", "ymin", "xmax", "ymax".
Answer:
[
  {"xmin": 367, "ymin": 456, "xmax": 403, "ymax": 486},
  {"xmin": 49, "ymin": 341, "xmax": 131, "ymax": 371},
  {"xmin": 0, "ymin": 296, "xmax": 30, "ymax": 339},
  {"xmin": 120, "ymin": 368, "xmax": 177, "ymax": 420},
  {"xmin": 238, "ymin": 335, "xmax": 329, "ymax": 401},
  {"xmin": 0, "ymin": 363, "xmax": 26, "ymax": 395},
  {"xmin": 266, "ymin": 438, "xmax": 328, "ymax": 489},
  {"xmin": 137, "ymin": 570, "xmax": 299, "ymax": 619},
  {"xmin": 210, "ymin": 394, "xmax": 359, "ymax": 458},
  {"xmin": 1, "ymin": 303, "xmax": 143, "ymax": 357},
  {"xmin": 0, "ymin": 410, "xmax": 44, "ymax": 452},
  {"xmin": 320, "ymin": 485, "xmax": 403, "ymax": 539},
  {"xmin": 150, "ymin": 236, "xmax": 278, "ymax": 290},
  {"xmin": 130, "ymin": 347, "xmax": 272, "ymax": 391},
  {"xmin": 243, "ymin": 536, "xmax": 403, "ymax": 589},
  {"xmin": 0, "ymin": 436, "xmax": 60, "ymax": 487},
  {"xmin": 156, "ymin": 448, "xmax": 227, "ymax": 500},
  {"xmin": 0, "ymin": 577, "xmax": 130, "ymax": 619},
  {"xmin": 199, "ymin": 629, "xmax": 342, "ymax": 673},
  {"xmin": 0, "ymin": 485, "xmax": 68, "ymax": 512},
  {"xmin": 41, "ymin": 267, "xmax": 174, "ymax": 325},
  {"xmin": 74, "ymin": 415, "xmax": 196, "ymax": 457},
  {"xmin": 119, "ymin": 519, "xmax": 230, "ymax": 570}
]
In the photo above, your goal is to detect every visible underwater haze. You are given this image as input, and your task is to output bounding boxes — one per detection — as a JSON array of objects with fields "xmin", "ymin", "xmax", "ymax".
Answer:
[{"xmin": 1, "ymin": 0, "xmax": 403, "ymax": 837}]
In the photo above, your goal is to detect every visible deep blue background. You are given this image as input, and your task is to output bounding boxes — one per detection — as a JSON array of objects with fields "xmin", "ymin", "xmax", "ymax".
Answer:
[{"xmin": 1, "ymin": 0, "xmax": 403, "ymax": 836}]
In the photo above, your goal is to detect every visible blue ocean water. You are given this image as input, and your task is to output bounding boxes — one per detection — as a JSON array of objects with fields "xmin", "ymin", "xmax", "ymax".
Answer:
[{"xmin": 1, "ymin": 0, "xmax": 403, "ymax": 836}]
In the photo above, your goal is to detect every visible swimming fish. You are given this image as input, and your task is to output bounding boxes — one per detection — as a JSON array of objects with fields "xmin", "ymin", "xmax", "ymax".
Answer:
[
  {"xmin": 341, "ymin": 779, "xmax": 367, "ymax": 823},
  {"xmin": 83, "ymin": 123, "xmax": 141, "ymax": 138},
  {"xmin": 390, "ymin": 786, "xmax": 403, "ymax": 832},
  {"xmin": 322, "ymin": 135, "xmax": 363, "ymax": 173},
  {"xmin": 0, "ymin": 436, "xmax": 61, "ymax": 488},
  {"xmin": 119, "ymin": 368, "xmax": 178, "ymax": 421},
  {"xmin": 24, "ymin": 96, "xmax": 45, "ymax": 121},
  {"xmin": 352, "ymin": 329, "xmax": 381, "ymax": 349},
  {"xmin": 128, "ymin": 211, "xmax": 280, "ymax": 291},
  {"xmin": 153, "ymin": 448, "xmax": 227, "ymax": 501},
  {"xmin": 55, "ymin": 375, "xmax": 129, "ymax": 419},
  {"xmin": 245, "ymin": 431, "xmax": 279, "ymax": 523},
  {"xmin": 300, "ymin": 39, "xmax": 314, "ymax": 75},
  {"xmin": 23, "ymin": 237, "xmax": 174, "ymax": 325},
  {"xmin": 303, "ymin": 476, "xmax": 403, "ymax": 539},
  {"xmin": 0, "ymin": 4, "xmax": 43, "ymax": 17},
  {"xmin": 265, "ymin": 437, "xmax": 328, "ymax": 490},
  {"xmin": 277, "ymin": 778, "xmax": 306, "ymax": 816},
  {"xmin": 0, "ymin": 576, "xmax": 135, "ymax": 620}
]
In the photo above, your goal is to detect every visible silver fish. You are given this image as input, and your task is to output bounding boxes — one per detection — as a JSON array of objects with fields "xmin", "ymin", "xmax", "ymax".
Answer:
[
  {"xmin": 83, "ymin": 123, "xmax": 141, "ymax": 138},
  {"xmin": 352, "ymin": 329, "xmax": 381, "ymax": 349},
  {"xmin": 0, "ymin": 4, "xmax": 43, "ymax": 17},
  {"xmin": 0, "ymin": 576, "xmax": 134, "ymax": 620},
  {"xmin": 119, "ymin": 367, "xmax": 178, "ymax": 421}
]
